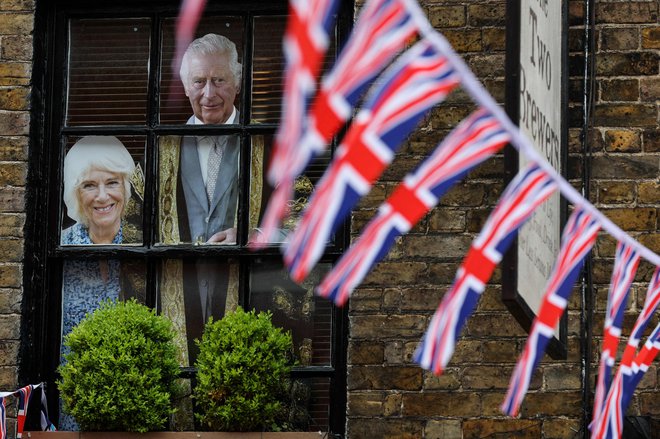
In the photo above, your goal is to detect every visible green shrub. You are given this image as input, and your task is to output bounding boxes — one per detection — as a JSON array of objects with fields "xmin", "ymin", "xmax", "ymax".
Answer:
[
  {"xmin": 194, "ymin": 307, "xmax": 294, "ymax": 431},
  {"xmin": 58, "ymin": 299, "xmax": 180, "ymax": 432}
]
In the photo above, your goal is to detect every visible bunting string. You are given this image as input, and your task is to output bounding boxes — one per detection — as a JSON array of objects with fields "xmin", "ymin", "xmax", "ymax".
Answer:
[{"xmin": 174, "ymin": 0, "xmax": 660, "ymax": 435}]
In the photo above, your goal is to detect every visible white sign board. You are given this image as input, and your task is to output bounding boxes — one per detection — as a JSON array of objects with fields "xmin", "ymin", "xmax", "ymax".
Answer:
[{"xmin": 503, "ymin": 0, "xmax": 567, "ymax": 354}]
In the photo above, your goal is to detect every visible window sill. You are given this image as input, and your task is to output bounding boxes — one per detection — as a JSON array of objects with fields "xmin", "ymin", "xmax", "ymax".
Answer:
[{"xmin": 26, "ymin": 432, "xmax": 326, "ymax": 439}]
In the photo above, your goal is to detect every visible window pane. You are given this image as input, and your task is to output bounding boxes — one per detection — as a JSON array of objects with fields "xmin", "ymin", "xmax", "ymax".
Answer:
[
  {"xmin": 251, "ymin": 15, "xmax": 338, "ymax": 124},
  {"xmin": 289, "ymin": 377, "xmax": 331, "ymax": 432},
  {"xmin": 157, "ymin": 134, "xmax": 240, "ymax": 245},
  {"xmin": 251, "ymin": 16, "xmax": 286, "ymax": 123},
  {"xmin": 250, "ymin": 260, "xmax": 333, "ymax": 366},
  {"xmin": 61, "ymin": 135, "xmax": 145, "ymax": 245},
  {"xmin": 159, "ymin": 258, "xmax": 240, "ymax": 367},
  {"xmin": 61, "ymin": 258, "xmax": 147, "ymax": 347},
  {"xmin": 160, "ymin": 16, "xmax": 244, "ymax": 124},
  {"xmin": 66, "ymin": 18, "xmax": 151, "ymax": 126},
  {"xmin": 249, "ymin": 135, "xmax": 333, "ymax": 246}
]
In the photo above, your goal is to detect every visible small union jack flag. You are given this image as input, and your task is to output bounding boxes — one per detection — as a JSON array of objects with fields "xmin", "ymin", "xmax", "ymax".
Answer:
[
  {"xmin": 316, "ymin": 108, "xmax": 510, "ymax": 306},
  {"xmin": 502, "ymin": 207, "xmax": 601, "ymax": 416},
  {"xmin": 15, "ymin": 385, "xmax": 34, "ymax": 439},
  {"xmin": 591, "ymin": 242, "xmax": 640, "ymax": 429},
  {"xmin": 0, "ymin": 397, "xmax": 5, "ymax": 439},
  {"xmin": 593, "ymin": 321, "xmax": 660, "ymax": 439},
  {"xmin": 301, "ymin": 0, "xmax": 418, "ymax": 159},
  {"xmin": 284, "ymin": 38, "xmax": 460, "ymax": 282},
  {"xmin": 254, "ymin": 0, "xmax": 340, "ymax": 246},
  {"xmin": 414, "ymin": 162, "xmax": 557, "ymax": 374},
  {"xmin": 591, "ymin": 268, "xmax": 660, "ymax": 439},
  {"xmin": 172, "ymin": 0, "xmax": 208, "ymax": 79},
  {"xmin": 269, "ymin": 0, "xmax": 340, "ymax": 185}
]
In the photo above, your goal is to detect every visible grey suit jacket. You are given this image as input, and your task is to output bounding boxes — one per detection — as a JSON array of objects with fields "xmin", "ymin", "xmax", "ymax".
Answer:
[{"xmin": 179, "ymin": 115, "xmax": 240, "ymax": 243}]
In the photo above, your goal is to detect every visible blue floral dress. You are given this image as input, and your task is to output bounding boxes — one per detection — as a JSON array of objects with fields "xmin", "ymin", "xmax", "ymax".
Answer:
[{"xmin": 59, "ymin": 223, "xmax": 123, "ymax": 430}]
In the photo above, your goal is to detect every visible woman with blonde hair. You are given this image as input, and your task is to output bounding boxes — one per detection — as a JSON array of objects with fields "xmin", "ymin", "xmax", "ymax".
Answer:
[
  {"xmin": 59, "ymin": 136, "xmax": 138, "ymax": 430},
  {"xmin": 61, "ymin": 135, "xmax": 135, "ymax": 245}
]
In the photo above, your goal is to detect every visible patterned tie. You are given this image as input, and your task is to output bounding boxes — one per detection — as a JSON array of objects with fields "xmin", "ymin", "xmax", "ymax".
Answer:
[{"xmin": 206, "ymin": 137, "xmax": 224, "ymax": 203}]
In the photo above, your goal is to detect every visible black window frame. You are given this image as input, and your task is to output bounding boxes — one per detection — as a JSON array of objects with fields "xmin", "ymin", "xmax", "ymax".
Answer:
[{"xmin": 23, "ymin": 0, "xmax": 353, "ymax": 435}]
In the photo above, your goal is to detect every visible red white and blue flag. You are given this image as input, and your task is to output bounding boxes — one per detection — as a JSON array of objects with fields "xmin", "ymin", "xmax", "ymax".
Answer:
[
  {"xmin": 172, "ymin": 0, "xmax": 208, "ymax": 83},
  {"xmin": 284, "ymin": 38, "xmax": 460, "ymax": 282},
  {"xmin": 591, "ymin": 242, "xmax": 640, "ymax": 430},
  {"xmin": 15, "ymin": 385, "xmax": 33, "ymax": 439},
  {"xmin": 591, "ymin": 268, "xmax": 660, "ymax": 439},
  {"xmin": 502, "ymin": 207, "xmax": 601, "ymax": 416},
  {"xmin": 0, "ymin": 397, "xmax": 5, "ymax": 439},
  {"xmin": 269, "ymin": 0, "xmax": 340, "ymax": 185},
  {"xmin": 258, "ymin": 0, "xmax": 417, "ymax": 245},
  {"xmin": 415, "ymin": 162, "xmax": 557, "ymax": 374},
  {"xmin": 593, "ymin": 320, "xmax": 660, "ymax": 439},
  {"xmin": 627, "ymin": 321, "xmax": 660, "ymax": 401},
  {"xmin": 316, "ymin": 108, "xmax": 510, "ymax": 305},
  {"xmin": 254, "ymin": 0, "xmax": 340, "ymax": 245},
  {"xmin": 0, "ymin": 383, "xmax": 54, "ymax": 439},
  {"xmin": 300, "ymin": 0, "xmax": 418, "ymax": 161}
]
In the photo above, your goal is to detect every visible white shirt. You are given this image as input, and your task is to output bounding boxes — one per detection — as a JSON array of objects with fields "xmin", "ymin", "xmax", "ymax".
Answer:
[{"xmin": 193, "ymin": 107, "xmax": 237, "ymax": 186}]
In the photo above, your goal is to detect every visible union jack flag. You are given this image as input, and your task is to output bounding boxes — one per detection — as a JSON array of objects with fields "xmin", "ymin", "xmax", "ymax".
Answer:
[
  {"xmin": 593, "ymin": 321, "xmax": 660, "ymax": 439},
  {"xmin": 256, "ymin": 0, "xmax": 416, "ymax": 245},
  {"xmin": 16, "ymin": 385, "xmax": 34, "ymax": 439},
  {"xmin": 0, "ymin": 397, "xmax": 5, "ymax": 439},
  {"xmin": 172, "ymin": 0, "xmax": 208, "ymax": 80},
  {"xmin": 253, "ymin": 0, "xmax": 340, "ymax": 246},
  {"xmin": 502, "ymin": 207, "xmax": 601, "ymax": 416},
  {"xmin": 591, "ymin": 242, "xmax": 640, "ymax": 429},
  {"xmin": 284, "ymin": 38, "xmax": 460, "ymax": 282},
  {"xmin": 627, "ymin": 321, "xmax": 660, "ymax": 400},
  {"xmin": 269, "ymin": 0, "xmax": 340, "ymax": 184},
  {"xmin": 591, "ymin": 268, "xmax": 660, "ymax": 439},
  {"xmin": 316, "ymin": 108, "xmax": 510, "ymax": 306},
  {"xmin": 415, "ymin": 162, "xmax": 557, "ymax": 374},
  {"xmin": 301, "ymin": 0, "xmax": 418, "ymax": 159}
]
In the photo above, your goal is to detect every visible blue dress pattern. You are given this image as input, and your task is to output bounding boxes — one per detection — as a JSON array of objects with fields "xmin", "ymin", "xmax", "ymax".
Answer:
[{"xmin": 59, "ymin": 223, "xmax": 123, "ymax": 431}]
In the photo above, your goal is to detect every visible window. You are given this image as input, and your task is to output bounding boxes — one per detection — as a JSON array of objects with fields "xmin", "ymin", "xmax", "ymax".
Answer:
[{"xmin": 24, "ymin": 1, "xmax": 351, "ymax": 434}]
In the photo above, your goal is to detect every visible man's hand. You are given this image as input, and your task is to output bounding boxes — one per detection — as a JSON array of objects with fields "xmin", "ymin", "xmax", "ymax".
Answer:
[{"xmin": 207, "ymin": 227, "xmax": 237, "ymax": 244}]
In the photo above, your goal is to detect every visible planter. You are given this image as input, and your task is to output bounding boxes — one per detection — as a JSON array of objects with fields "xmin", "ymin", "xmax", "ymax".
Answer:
[{"xmin": 26, "ymin": 433, "xmax": 324, "ymax": 439}]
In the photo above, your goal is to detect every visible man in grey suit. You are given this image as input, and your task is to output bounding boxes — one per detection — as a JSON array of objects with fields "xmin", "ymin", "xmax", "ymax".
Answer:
[{"xmin": 177, "ymin": 33, "xmax": 242, "ymax": 360}]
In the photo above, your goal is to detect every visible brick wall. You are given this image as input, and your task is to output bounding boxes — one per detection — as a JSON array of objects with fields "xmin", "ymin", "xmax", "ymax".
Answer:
[
  {"xmin": 0, "ymin": 0, "xmax": 657, "ymax": 438},
  {"xmin": 586, "ymin": 0, "xmax": 659, "ymax": 429},
  {"xmin": 347, "ymin": 1, "xmax": 659, "ymax": 438},
  {"xmin": 0, "ymin": 0, "xmax": 34, "ymax": 436}
]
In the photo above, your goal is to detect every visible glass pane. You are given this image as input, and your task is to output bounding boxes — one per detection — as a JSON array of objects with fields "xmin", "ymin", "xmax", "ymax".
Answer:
[
  {"xmin": 66, "ymin": 18, "xmax": 151, "ymax": 126},
  {"xmin": 288, "ymin": 377, "xmax": 331, "ymax": 432},
  {"xmin": 249, "ymin": 135, "xmax": 333, "ymax": 245},
  {"xmin": 159, "ymin": 258, "xmax": 240, "ymax": 367},
  {"xmin": 61, "ymin": 258, "xmax": 147, "ymax": 350},
  {"xmin": 160, "ymin": 16, "xmax": 244, "ymax": 124},
  {"xmin": 59, "ymin": 257, "xmax": 147, "ymax": 430},
  {"xmin": 251, "ymin": 16, "xmax": 338, "ymax": 124},
  {"xmin": 157, "ymin": 134, "xmax": 240, "ymax": 245},
  {"xmin": 250, "ymin": 260, "xmax": 333, "ymax": 366},
  {"xmin": 61, "ymin": 135, "xmax": 145, "ymax": 245}
]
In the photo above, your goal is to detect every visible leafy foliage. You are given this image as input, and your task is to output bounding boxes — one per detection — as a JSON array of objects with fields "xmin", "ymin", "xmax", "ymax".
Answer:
[
  {"xmin": 58, "ymin": 299, "xmax": 180, "ymax": 432},
  {"xmin": 194, "ymin": 307, "xmax": 294, "ymax": 431}
]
